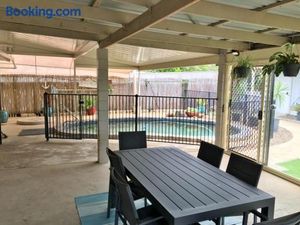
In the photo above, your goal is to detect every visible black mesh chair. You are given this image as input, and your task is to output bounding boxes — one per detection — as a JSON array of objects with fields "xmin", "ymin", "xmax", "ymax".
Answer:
[
  {"xmin": 106, "ymin": 148, "xmax": 147, "ymax": 218},
  {"xmin": 197, "ymin": 141, "xmax": 224, "ymax": 168},
  {"xmin": 111, "ymin": 168, "xmax": 167, "ymax": 225},
  {"xmin": 226, "ymin": 153, "xmax": 263, "ymax": 187},
  {"xmin": 119, "ymin": 131, "xmax": 147, "ymax": 150},
  {"xmin": 253, "ymin": 211, "xmax": 300, "ymax": 225},
  {"xmin": 222, "ymin": 153, "xmax": 263, "ymax": 225}
]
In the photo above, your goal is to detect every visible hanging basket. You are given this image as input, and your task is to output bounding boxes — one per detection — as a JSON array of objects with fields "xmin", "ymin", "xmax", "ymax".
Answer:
[
  {"xmin": 233, "ymin": 66, "xmax": 251, "ymax": 79},
  {"xmin": 282, "ymin": 63, "xmax": 300, "ymax": 77}
]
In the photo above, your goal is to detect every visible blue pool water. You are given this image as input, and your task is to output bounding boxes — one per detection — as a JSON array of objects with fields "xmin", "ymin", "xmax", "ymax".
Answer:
[
  {"xmin": 110, "ymin": 120, "xmax": 214, "ymax": 137},
  {"xmin": 63, "ymin": 118, "xmax": 215, "ymax": 138}
]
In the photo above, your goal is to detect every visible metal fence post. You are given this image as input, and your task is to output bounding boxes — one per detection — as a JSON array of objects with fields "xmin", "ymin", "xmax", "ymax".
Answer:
[
  {"xmin": 135, "ymin": 94, "xmax": 138, "ymax": 131},
  {"xmin": 44, "ymin": 92, "xmax": 49, "ymax": 141},
  {"xmin": 79, "ymin": 94, "xmax": 84, "ymax": 139}
]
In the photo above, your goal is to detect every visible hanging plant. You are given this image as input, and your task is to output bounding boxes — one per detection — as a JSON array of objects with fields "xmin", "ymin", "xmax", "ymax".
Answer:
[
  {"xmin": 262, "ymin": 42, "xmax": 300, "ymax": 77},
  {"xmin": 232, "ymin": 56, "xmax": 253, "ymax": 79}
]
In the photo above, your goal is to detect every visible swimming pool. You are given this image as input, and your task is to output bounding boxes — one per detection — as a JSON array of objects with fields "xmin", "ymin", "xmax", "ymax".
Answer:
[{"xmin": 62, "ymin": 117, "xmax": 216, "ymax": 140}]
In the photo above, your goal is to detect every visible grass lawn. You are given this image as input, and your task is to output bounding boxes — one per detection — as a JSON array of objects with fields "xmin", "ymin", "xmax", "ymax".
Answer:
[{"xmin": 279, "ymin": 159, "xmax": 300, "ymax": 179}]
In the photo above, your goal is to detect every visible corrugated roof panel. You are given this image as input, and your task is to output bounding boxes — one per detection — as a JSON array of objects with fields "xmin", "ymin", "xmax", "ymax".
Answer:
[
  {"xmin": 268, "ymin": 2, "xmax": 300, "ymax": 18},
  {"xmin": 61, "ymin": 0, "xmax": 92, "ymax": 6},
  {"xmin": 172, "ymin": 13, "xmax": 220, "ymax": 25},
  {"xmin": 108, "ymin": 44, "xmax": 207, "ymax": 66},
  {"xmin": 101, "ymin": 0, "xmax": 147, "ymax": 14},
  {"xmin": 206, "ymin": 0, "xmax": 277, "ymax": 9},
  {"xmin": 220, "ymin": 21, "xmax": 270, "ymax": 32},
  {"xmin": 268, "ymin": 29, "xmax": 296, "ymax": 36}
]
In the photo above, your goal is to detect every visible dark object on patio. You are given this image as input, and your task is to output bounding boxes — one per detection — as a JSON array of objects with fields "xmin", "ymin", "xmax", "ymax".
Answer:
[
  {"xmin": 254, "ymin": 212, "xmax": 300, "ymax": 225},
  {"xmin": 226, "ymin": 153, "xmax": 263, "ymax": 187},
  {"xmin": 106, "ymin": 148, "xmax": 147, "ymax": 219},
  {"xmin": 253, "ymin": 211, "xmax": 300, "ymax": 225},
  {"xmin": 119, "ymin": 131, "xmax": 147, "ymax": 150},
  {"xmin": 111, "ymin": 168, "xmax": 167, "ymax": 225},
  {"xmin": 18, "ymin": 128, "xmax": 45, "ymax": 136},
  {"xmin": 223, "ymin": 153, "xmax": 263, "ymax": 225},
  {"xmin": 197, "ymin": 141, "xmax": 224, "ymax": 168}
]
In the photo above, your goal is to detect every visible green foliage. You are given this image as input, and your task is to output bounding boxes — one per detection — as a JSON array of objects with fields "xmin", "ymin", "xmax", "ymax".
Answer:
[
  {"xmin": 274, "ymin": 81, "xmax": 288, "ymax": 107},
  {"xmin": 150, "ymin": 64, "xmax": 218, "ymax": 72},
  {"xmin": 262, "ymin": 42, "xmax": 299, "ymax": 77},
  {"xmin": 84, "ymin": 97, "xmax": 95, "ymax": 109},
  {"xmin": 293, "ymin": 104, "xmax": 300, "ymax": 112},
  {"xmin": 235, "ymin": 55, "xmax": 253, "ymax": 68},
  {"xmin": 232, "ymin": 56, "xmax": 253, "ymax": 79}
]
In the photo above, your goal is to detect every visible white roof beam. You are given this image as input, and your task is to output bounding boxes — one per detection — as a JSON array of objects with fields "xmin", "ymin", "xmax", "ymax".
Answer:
[
  {"xmin": 0, "ymin": 11, "xmax": 114, "ymax": 37},
  {"xmin": 133, "ymin": 31, "xmax": 250, "ymax": 50},
  {"xmin": 121, "ymin": 38, "xmax": 219, "ymax": 54},
  {"xmin": 0, "ymin": 21, "xmax": 102, "ymax": 41},
  {"xmin": 98, "ymin": 0, "xmax": 200, "ymax": 48},
  {"xmin": 139, "ymin": 55, "xmax": 219, "ymax": 70},
  {"xmin": 153, "ymin": 20, "xmax": 287, "ymax": 46}
]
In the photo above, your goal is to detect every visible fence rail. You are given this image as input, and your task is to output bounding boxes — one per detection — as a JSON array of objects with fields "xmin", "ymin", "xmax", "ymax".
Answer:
[{"xmin": 44, "ymin": 93, "xmax": 217, "ymax": 145}]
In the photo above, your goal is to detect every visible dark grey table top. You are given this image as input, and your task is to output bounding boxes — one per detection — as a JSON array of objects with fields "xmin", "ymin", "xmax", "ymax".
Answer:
[{"xmin": 117, "ymin": 146, "xmax": 275, "ymax": 225}]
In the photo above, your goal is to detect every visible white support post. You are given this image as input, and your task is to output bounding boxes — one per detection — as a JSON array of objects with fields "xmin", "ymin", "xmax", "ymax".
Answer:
[
  {"xmin": 97, "ymin": 47, "xmax": 109, "ymax": 164},
  {"xmin": 132, "ymin": 69, "xmax": 140, "ymax": 95},
  {"xmin": 215, "ymin": 50, "xmax": 227, "ymax": 148}
]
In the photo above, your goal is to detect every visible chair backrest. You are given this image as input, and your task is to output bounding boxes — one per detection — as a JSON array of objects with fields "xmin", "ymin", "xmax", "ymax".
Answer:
[
  {"xmin": 119, "ymin": 131, "xmax": 147, "ymax": 150},
  {"xmin": 253, "ymin": 211, "xmax": 300, "ymax": 225},
  {"xmin": 111, "ymin": 168, "xmax": 139, "ymax": 225},
  {"xmin": 106, "ymin": 148, "xmax": 127, "ymax": 179},
  {"xmin": 226, "ymin": 153, "xmax": 263, "ymax": 187},
  {"xmin": 197, "ymin": 141, "xmax": 224, "ymax": 168}
]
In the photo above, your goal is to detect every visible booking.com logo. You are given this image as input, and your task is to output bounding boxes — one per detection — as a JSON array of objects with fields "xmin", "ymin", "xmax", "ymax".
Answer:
[{"xmin": 6, "ymin": 6, "xmax": 81, "ymax": 19}]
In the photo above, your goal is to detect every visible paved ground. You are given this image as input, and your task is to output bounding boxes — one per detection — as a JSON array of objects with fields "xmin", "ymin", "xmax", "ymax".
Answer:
[
  {"xmin": 0, "ymin": 118, "xmax": 299, "ymax": 225},
  {"xmin": 269, "ymin": 119, "xmax": 300, "ymax": 167}
]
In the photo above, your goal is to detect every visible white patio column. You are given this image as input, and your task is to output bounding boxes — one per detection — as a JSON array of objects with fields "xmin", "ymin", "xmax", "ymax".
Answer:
[
  {"xmin": 215, "ymin": 50, "xmax": 227, "ymax": 148},
  {"xmin": 97, "ymin": 47, "xmax": 109, "ymax": 164}
]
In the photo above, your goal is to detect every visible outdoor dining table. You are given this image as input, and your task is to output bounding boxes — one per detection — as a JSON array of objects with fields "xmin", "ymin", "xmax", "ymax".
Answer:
[{"xmin": 116, "ymin": 146, "xmax": 275, "ymax": 225}]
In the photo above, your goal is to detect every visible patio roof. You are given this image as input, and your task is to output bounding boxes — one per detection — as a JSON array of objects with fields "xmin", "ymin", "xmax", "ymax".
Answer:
[{"xmin": 0, "ymin": 0, "xmax": 300, "ymax": 70}]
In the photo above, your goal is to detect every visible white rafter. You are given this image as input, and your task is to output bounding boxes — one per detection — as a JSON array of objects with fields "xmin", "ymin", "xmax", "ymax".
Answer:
[{"xmin": 98, "ymin": 0, "xmax": 200, "ymax": 48}]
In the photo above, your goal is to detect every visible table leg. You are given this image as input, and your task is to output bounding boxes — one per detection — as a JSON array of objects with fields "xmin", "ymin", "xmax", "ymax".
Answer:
[
  {"xmin": 242, "ymin": 212, "xmax": 249, "ymax": 225},
  {"xmin": 261, "ymin": 200, "xmax": 275, "ymax": 221}
]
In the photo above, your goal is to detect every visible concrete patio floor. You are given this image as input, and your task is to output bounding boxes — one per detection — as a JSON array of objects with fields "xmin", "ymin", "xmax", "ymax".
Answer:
[{"xmin": 0, "ymin": 118, "xmax": 299, "ymax": 225}]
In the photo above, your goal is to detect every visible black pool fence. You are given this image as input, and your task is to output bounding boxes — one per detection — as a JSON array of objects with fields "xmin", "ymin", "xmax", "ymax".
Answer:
[{"xmin": 44, "ymin": 93, "xmax": 217, "ymax": 145}]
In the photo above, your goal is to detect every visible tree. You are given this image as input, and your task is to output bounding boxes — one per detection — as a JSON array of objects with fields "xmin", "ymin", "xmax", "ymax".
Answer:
[{"xmin": 150, "ymin": 64, "xmax": 218, "ymax": 72}]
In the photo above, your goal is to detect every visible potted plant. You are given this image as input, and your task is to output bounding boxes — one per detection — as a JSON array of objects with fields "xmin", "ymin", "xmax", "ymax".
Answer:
[
  {"xmin": 185, "ymin": 107, "xmax": 199, "ymax": 117},
  {"xmin": 262, "ymin": 42, "xmax": 300, "ymax": 77},
  {"xmin": 232, "ymin": 56, "xmax": 253, "ymax": 79},
  {"xmin": 292, "ymin": 104, "xmax": 300, "ymax": 121},
  {"xmin": 84, "ymin": 98, "xmax": 96, "ymax": 115},
  {"xmin": 0, "ymin": 110, "xmax": 8, "ymax": 123},
  {"xmin": 272, "ymin": 81, "xmax": 288, "ymax": 132}
]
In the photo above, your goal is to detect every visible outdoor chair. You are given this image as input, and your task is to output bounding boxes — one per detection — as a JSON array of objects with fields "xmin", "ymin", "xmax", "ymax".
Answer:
[
  {"xmin": 222, "ymin": 153, "xmax": 263, "ymax": 225},
  {"xmin": 253, "ymin": 211, "xmax": 300, "ymax": 225},
  {"xmin": 197, "ymin": 141, "xmax": 224, "ymax": 168},
  {"xmin": 111, "ymin": 167, "xmax": 167, "ymax": 225},
  {"xmin": 106, "ymin": 148, "xmax": 148, "ymax": 218},
  {"xmin": 119, "ymin": 131, "xmax": 147, "ymax": 150}
]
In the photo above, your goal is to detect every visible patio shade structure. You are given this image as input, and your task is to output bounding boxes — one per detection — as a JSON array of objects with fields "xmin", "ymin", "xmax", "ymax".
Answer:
[{"xmin": 1, "ymin": 0, "xmax": 300, "ymax": 163}]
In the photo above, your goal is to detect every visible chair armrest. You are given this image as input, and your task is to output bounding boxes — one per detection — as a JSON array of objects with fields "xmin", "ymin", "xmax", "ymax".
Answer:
[{"xmin": 250, "ymin": 210, "xmax": 268, "ymax": 221}]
